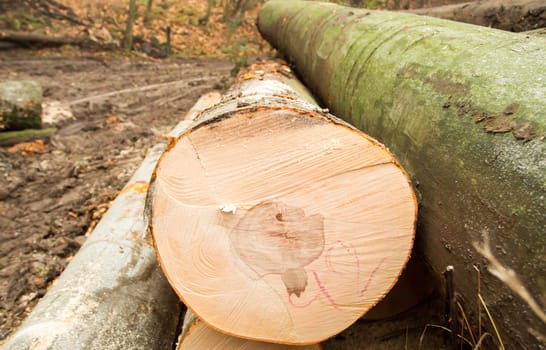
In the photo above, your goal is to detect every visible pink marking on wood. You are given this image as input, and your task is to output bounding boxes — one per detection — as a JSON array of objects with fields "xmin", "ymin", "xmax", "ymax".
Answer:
[
  {"xmin": 360, "ymin": 257, "xmax": 386, "ymax": 297},
  {"xmin": 324, "ymin": 240, "xmax": 361, "ymax": 292},
  {"xmin": 325, "ymin": 245, "xmax": 337, "ymax": 272},
  {"xmin": 288, "ymin": 292, "xmax": 318, "ymax": 308},
  {"xmin": 313, "ymin": 271, "xmax": 337, "ymax": 307}
]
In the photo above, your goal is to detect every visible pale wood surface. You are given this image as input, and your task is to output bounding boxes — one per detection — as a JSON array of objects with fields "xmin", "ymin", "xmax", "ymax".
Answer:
[
  {"xmin": 150, "ymin": 62, "xmax": 417, "ymax": 345},
  {"xmin": 177, "ymin": 311, "xmax": 321, "ymax": 350}
]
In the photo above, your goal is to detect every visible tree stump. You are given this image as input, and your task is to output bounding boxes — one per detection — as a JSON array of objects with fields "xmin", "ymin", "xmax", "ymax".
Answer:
[{"xmin": 0, "ymin": 80, "xmax": 42, "ymax": 131}]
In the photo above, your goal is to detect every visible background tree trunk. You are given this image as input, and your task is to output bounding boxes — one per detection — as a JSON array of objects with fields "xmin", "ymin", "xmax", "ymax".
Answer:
[
  {"xmin": 258, "ymin": 2, "xmax": 546, "ymax": 349},
  {"xmin": 199, "ymin": 0, "xmax": 215, "ymax": 24},
  {"xmin": 124, "ymin": 0, "xmax": 137, "ymax": 49},
  {"xmin": 0, "ymin": 30, "xmax": 85, "ymax": 47},
  {"xmin": 0, "ymin": 128, "xmax": 56, "ymax": 146},
  {"xmin": 144, "ymin": 0, "xmax": 153, "ymax": 23},
  {"xmin": 144, "ymin": 0, "xmax": 154, "ymax": 23}
]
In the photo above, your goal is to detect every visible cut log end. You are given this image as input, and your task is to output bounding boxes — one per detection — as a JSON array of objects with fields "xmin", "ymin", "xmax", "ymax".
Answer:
[
  {"xmin": 178, "ymin": 311, "xmax": 322, "ymax": 350},
  {"xmin": 151, "ymin": 104, "xmax": 416, "ymax": 344}
]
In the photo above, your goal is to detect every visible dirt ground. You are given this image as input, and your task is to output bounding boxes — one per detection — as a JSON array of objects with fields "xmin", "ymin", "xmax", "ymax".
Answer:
[{"xmin": 0, "ymin": 52, "xmax": 233, "ymax": 342}]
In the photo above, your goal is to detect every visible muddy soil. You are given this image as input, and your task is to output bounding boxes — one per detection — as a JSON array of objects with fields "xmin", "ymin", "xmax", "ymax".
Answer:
[{"xmin": 0, "ymin": 52, "xmax": 233, "ymax": 342}]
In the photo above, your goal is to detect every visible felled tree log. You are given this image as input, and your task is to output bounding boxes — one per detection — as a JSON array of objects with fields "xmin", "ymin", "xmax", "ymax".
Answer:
[
  {"xmin": 177, "ymin": 310, "xmax": 322, "ymax": 349},
  {"xmin": 2, "ymin": 93, "xmax": 222, "ymax": 349},
  {"xmin": 148, "ymin": 61, "xmax": 417, "ymax": 345},
  {"xmin": 22, "ymin": 0, "xmax": 84, "ymax": 25},
  {"xmin": 3, "ymin": 144, "xmax": 180, "ymax": 350},
  {"xmin": 407, "ymin": 0, "xmax": 546, "ymax": 32},
  {"xmin": 0, "ymin": 128, "xmax": 56, "ymax": 146},
  {"xmin": 385, "ymin": 0, "xmax": 468, "ymax": 10},
  {"xmin": 0, "ymin": 80, "xmax": 42, "ymax": 131},
  {"xmin": 0, "ymin": 30, "xmax": 85, "ymax": 47},
  {"xmin": 258, "ymin": 2, "xmax": 545, "ymax": 348}
]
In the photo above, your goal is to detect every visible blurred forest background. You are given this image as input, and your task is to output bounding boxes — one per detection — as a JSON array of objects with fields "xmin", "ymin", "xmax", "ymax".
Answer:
[{"xmin": 0, "ymin": 0, "xmax": 468, "ymax": 62}]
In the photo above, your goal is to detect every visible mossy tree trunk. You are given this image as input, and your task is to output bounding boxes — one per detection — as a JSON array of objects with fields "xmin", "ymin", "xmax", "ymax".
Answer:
[{"xmin": 258, "ymin": 2, "xmax": 545, "ymax": 348}]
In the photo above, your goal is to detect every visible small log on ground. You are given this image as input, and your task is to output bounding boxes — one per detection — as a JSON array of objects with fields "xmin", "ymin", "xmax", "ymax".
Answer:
[
  {"xmin": 177, "ymin": 310, "xmax": 322, "ymax": 349},
  {"xmin": 0, "ymin": 127, "xmax": 56, "ymax": 146},
  {"xmin": 0, "ymin": 30, "xmax": 85, "ymax": 47},
  {"xmin": 0, "ymin": 80, "xmax": 42, "ymax": 131},
  {"xmin": 258, "ymin": 2, "xmax": 546, "ymax": 348},
  {"xmin": 0, "ymin": 41, "xmax": 18, "ymax": 49},
  {"xmin": 407, "ymin": 0, "xmax": 546, "ymax": 32},
  {"xmin": 148, "ymin": 61, "xmax": 417, "ymax": 345}
]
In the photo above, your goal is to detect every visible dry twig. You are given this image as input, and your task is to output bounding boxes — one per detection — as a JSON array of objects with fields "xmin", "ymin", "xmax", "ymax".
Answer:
[{"xmin": 473, "ymin": 231, "xmax": 546, "ymax": 324}]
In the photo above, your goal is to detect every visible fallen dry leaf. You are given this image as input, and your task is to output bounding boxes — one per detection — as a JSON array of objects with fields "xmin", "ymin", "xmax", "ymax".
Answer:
[{"xmin": 7, "ymin": 139, "xmax": 48, "ymax": 156}]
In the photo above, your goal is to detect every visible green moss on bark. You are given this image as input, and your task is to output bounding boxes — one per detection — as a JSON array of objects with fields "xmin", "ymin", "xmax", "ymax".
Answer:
[{"xmin": 259, "ymin": 2, "xmax": 546, "ymax": 348}]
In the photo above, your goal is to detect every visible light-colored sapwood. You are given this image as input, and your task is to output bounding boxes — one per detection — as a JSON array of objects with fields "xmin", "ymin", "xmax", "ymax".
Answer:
[
  {"xmin": 150, "ymin": 62, "xmax": 417, "ymax": 345},
  {"xmin": 177, "ymin": 310, "xmax": 321, "ymax": 350}
]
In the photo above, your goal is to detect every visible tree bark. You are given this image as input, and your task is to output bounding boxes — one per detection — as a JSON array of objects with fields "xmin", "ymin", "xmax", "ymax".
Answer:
[
  {"xmin": 177, "ymin": 310, "xmax": 322, "ymax": 349},
  {"xmin": 258, "ymin": 2, "xmax": 546, "ymax": 349},
  {"xmin": 0, "ymin": 80, "xmax": 42, "ymax": 131},
  {"xmin": 148, "ymin": 61, "xmax": 417, "ymax": 345},
  {"xmin": 2, "ymin": 146, "xmax": 179, "ymax": 350},
  {"xmin": 407, "ymin": 0, "xmax": 546, "ymax": 32}
]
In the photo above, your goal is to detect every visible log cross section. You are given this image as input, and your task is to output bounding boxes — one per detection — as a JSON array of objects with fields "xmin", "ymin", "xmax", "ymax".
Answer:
[{"xmin": 148, "ymin": 62, "xmax": 417, "ymax": 345}]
